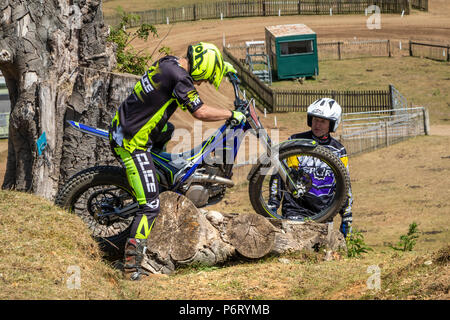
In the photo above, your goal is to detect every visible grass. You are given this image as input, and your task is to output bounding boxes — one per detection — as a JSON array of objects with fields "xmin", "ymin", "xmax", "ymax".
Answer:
[
  {"xmin": 0, "ymin": 191, "xmax": 124, "ymax": 299},
  {"xmin": 102, "ymin": 0, "xmax": 214, "ymax": 16},
  {"xmin": 269, "ymin": 56, "xmax": 450, "ymax": 125},
  {"xmin": 0, "ymin": 134, "xmax": 448, "ymax": 300},
  {"xmin": 347, "ymin": 135, "xmax": 450, "ymax": 253}
]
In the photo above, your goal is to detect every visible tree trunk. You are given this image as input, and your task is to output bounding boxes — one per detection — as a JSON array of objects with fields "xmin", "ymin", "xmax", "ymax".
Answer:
[
  {"xmin": 0, "ymin": 0, "xmax": 115, "ymax": 197},
  {"xmin": 268, "ymin": 218, "xmax": 346, "ymax": 254},
  {"xmin": 59, "ymin": 68, "xmax": 138, "ymax": 188},
  {"xmin": 142, "ymin": 192, "xmax": 346, "ymax": 275},
  {"xmin": 142, "ymin": 192, "xmax": 236, "ymax": 274},
  {"xmin": 226, "ymin": 212, "xmax": 276, "ymax": 259}
]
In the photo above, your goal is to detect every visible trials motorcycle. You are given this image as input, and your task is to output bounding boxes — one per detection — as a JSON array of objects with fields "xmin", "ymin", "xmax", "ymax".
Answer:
[{"xmin": 55, "ymin": 72, "xmax": 350, "ymax": 250}]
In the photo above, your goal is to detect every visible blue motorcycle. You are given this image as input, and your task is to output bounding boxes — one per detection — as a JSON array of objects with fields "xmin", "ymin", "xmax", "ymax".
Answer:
[{"xmin": 55, "ymin": 73, "xmax": 350, "ymax": 248}]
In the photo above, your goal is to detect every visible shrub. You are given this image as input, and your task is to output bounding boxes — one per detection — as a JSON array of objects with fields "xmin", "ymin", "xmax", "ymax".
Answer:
[
  {"xmin": 390, "ymin": 222, "xmax": 419, "ymax": 252},
  {"xmin": 345, "ymin": 229, "xmax": 373, "ymax": 258},
  {"xmin": 107, "ymin": 7, "xmax": 160, "ymax": 75}
]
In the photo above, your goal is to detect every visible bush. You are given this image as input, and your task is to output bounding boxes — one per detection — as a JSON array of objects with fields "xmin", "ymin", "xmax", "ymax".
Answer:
[
  {"xmin": 107, "ymin": 7, "xmax": 161, "ymax": 75},
  {"xmin": 390, "ymin": 222, "xmax": 419, "ymax": 252},
  {"xmin": 345, "ymin": 229, "xmax": 373, "ymax": 258}
]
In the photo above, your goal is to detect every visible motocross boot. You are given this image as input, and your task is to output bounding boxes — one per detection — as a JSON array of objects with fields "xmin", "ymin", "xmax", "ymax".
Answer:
[{"xmin": 123, "ymin": 238, "xmax": 150, "ymax": 281}]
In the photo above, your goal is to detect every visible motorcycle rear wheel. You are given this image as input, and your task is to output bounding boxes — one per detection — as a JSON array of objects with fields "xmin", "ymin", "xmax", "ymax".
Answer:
[{"xmin": 55, "ymin": 166, "xmax": 134, "ymax": 256}]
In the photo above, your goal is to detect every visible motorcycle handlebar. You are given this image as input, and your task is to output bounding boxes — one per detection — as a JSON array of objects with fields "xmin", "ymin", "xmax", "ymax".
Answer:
[
  {"xmin": 227, "ymin": 72, "xmax": 246, "ymax": 111},
  {"xmin": 226, "ymin": 72, "xmax": 248, "ymax": 128},
  {"xmin": 227, "ymin": 72, "xmax": 241, "ymax": 85}
]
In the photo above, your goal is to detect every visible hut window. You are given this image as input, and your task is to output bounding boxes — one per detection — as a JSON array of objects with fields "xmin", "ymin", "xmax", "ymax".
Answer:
[{"xmin": 280, "ymin": 40, "xmax": 313, "ymax": 55}]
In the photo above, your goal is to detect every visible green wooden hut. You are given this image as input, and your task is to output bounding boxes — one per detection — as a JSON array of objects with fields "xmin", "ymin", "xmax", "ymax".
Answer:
[{"xmin": 265, "ymin": 24, "xmax": 319, "ymax": 80}]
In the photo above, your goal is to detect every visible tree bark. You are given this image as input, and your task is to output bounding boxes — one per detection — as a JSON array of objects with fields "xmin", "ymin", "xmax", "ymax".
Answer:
[
  {"xmin": 0, "ymin": 0, "xmax": 115, "ymax": 197},
  {"xmin": 59, "ymin": 68, "xmax": 138, "ymax": 188},
  {"xmin": 142, "ymin": 192, "xmax": 346, "ymax": 275}
]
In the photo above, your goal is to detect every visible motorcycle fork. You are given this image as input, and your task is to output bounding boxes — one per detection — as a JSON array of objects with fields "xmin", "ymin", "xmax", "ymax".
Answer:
[{"xmin": 258, "ymin": 130, "xmax": 302, "ymax": 198}]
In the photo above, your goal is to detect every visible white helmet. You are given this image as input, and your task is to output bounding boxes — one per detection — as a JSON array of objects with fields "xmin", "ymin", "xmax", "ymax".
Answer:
[{"xmin": 307, "ymin": 98, "xmax": 342, "ymax": 132}]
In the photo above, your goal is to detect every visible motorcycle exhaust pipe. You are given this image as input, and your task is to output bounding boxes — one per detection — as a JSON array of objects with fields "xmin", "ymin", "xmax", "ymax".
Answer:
[{"xmin": 191, "ymin": 173, "xmax": 235, "ymax": 187}]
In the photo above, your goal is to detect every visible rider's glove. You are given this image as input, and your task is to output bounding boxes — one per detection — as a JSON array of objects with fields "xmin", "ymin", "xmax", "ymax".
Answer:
[
  {"xmin": 340, "ymin": 218, "xmax": 352, "ymax": 238},
  {"xmin": 229, "ymin": 110, "xmax": 246, "ymax": 125},
  {"xmin": 223, "ymin": 61, "xmax": 237, "ymax": 76}
]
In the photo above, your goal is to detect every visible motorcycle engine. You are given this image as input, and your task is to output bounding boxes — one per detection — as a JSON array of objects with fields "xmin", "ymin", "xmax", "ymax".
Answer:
[
  {"xmin": 184, "ymin": 163, "xmax": 227, "ymax": 207},
  {"xmin": 185, "ymin": 184, "xmax": 209, "ymax": 207}
]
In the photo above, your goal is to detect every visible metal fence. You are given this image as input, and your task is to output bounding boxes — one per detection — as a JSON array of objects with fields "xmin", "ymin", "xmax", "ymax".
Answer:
[
  {"xmin": 318, "ymin": 39, "xmax": 392, "ymax": 61},
  {"xmin": 339, "ymin": 107, "xmax": 429, "ymax": 156},
  {"xmin": 0, "ymin": 113, "xmax": 9, "ymax": 138},
  {"xmin": 409, "ymin": 41, "xmax": 450, "ymax": 62},
  {"xmin": 223, "ymin": 45, "xmax": 395, "ymax": 113}
]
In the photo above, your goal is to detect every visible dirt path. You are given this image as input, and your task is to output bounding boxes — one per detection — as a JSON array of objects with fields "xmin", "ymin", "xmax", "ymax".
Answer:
[
  {"xmin": 430, "ymin": 124, "xmax": 450, "ymax": 136},
  {"xmin": 138, "ymin": 4, "xmax": 450, "ymax": 58}
]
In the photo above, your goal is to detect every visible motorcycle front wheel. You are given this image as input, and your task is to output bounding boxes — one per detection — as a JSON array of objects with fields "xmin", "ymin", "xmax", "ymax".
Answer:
[{"xmin": 248, "ymin": 145, "xmax": 350, "ymax": 223}]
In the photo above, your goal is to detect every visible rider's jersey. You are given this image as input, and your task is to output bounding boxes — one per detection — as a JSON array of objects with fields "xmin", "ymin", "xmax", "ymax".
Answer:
[
  {"xmin": 268, "ymin": 131, "xmax": 353, "ymax": 220},
  {"xmin": 110, "ymin": 56, "xmax": 204, "ymax": 153}
]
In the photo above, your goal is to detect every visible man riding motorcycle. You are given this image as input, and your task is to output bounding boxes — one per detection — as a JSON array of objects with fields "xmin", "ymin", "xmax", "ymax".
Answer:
[{"xmin": 109, "ymin": 42, "xmax": 243, "ymax": 280}]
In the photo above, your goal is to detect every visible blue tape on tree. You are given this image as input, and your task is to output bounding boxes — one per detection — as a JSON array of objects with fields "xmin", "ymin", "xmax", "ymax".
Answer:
[{"xmin": 37, "ymin": 132, "xmax": 47, "ymax": 156}]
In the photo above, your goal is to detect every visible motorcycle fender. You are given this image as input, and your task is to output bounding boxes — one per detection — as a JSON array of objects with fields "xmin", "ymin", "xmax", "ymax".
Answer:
[{"xmin": 247, "ymin": 138, "xmax": 318, "ymax": 180}]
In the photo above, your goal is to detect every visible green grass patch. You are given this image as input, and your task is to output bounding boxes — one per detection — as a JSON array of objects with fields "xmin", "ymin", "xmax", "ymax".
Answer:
[{"xmin": 269, "ymin": 56, "xmax": 449, "ymax": 124}]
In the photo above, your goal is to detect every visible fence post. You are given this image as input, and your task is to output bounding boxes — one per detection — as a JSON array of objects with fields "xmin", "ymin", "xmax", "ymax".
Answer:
[
  {"xmin": 385, "ymin": 121, "xmax": 389, "ymax": 147},
  {"xmin": 389, "ymin": 84, "xmax": 394, "ymax": 109},
  {"xmin": 193, "ymin": 4, "xmax": 197, "ymax": 21},
  {"xmin": 387, "ymin": 39, "xmax": 391, "ymax": 57},
  {"xmin": 447, "ymin": 45, "xmax": 450, "ymax": 62},
  {"xmin": 407, "ymin": 0, "xmax": 411, "ymax": 15},
  {"xmin": 338, "ymin": 41, "xmax": 342, "ymax": 60},
  {"xmin": 423, "ymin": 107, "xmax": 430, "ymax": 135},
  {"xmin": 409, "ymin": 40, "xmax": 413, "ymax": 56}
]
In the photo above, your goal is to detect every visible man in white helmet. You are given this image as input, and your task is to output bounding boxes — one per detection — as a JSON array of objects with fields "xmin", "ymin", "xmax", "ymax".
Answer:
[{"xmin": 268, "ymin": 98, "xmax": 353, "ymax": 237}]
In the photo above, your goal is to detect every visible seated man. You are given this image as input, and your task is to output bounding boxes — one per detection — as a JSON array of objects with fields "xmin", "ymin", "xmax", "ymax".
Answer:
[{"xmin": 268, "ymin": 98, "xmax": 353, "ymax": 237}]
